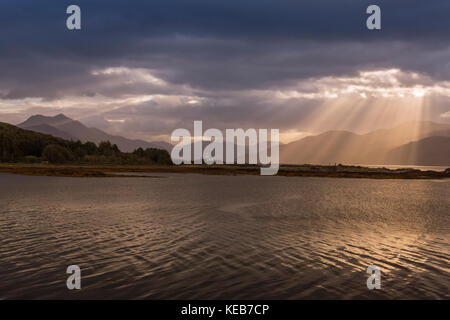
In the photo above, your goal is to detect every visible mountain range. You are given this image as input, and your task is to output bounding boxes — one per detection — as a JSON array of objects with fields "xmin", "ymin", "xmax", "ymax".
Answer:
[
  {"xmin": 18, "ymin": 114, "xmax": 172, "ymax": 152},
  {"xmin": 15, "ymin": 114, "xmax": 450, "ymax": 166},
  {"xmin": 280, "ymin": 121, "xmax": 450, "ymax": 165}
]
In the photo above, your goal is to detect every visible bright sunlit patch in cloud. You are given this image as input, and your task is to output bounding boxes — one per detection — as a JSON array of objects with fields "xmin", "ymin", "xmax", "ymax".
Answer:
[
  {"xmin": 412, "ymin": 88, "xmax": 426, "ymax": 97},
  {"xmin": 106, "ymin": 119, "xmax": 125, "ymax": 123},
  {"xmin": 91, "ymin": 67, "xmax": 166, "ymax": 85},
  {"xmin": 272, "ymin": 69, "xmax": 450, "ymax": 100}
]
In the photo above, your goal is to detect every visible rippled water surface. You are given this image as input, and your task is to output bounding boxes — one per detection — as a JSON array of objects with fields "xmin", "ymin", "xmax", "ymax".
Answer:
[{"xmin": 0, "ymin": 173, "xmax": 449, "ymax": 299}]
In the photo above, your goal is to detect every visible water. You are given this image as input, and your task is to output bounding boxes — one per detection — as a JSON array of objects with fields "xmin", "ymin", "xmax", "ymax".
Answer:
[
  {"xmin": 362, "ymin": 165, "xmax": 449, "ymax": 172},
  {"xmin": 0, "ymin": 173, "xmax": 449, "ymax": 299}
]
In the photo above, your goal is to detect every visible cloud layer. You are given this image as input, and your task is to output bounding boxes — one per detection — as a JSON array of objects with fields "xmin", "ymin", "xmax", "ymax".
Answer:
[{"xmin": 1, "ymin": 0, "xmax": 449, "ymax": 142}]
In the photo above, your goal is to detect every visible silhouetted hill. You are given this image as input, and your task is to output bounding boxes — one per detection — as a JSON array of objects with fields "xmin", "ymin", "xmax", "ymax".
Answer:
[
  {"xmin": 280, "ymin": 130, "xmax": 391, "ymax": 164},
  {"xmin": 385, "ymin": 136, "xmax": 450, "ymax": 166},
  {"xmin": 0, "ymin": 122, "xmax": 172, "ymax": 165},
  {"xmin": 19, "ymin": 114, "xmax": 172, "ymax": 152},
  {"xmin": 280, "ymin": 121, "xmax": 450, "ymax": 165}
]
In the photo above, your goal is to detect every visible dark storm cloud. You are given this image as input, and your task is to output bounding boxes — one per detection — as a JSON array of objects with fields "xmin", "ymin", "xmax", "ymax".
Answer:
[
  {"xmin": 1, "ymin": 0, "xmax": 450, "ymax": 98},
  {"xmin": 1, "ymin": 0, "xmax": 449, "ymax": 140}
]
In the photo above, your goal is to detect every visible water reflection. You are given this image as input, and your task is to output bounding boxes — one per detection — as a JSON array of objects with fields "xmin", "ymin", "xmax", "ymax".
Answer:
[{"xmin": 0, "ymin": 173, "xmax": 448, "ymax": 299}]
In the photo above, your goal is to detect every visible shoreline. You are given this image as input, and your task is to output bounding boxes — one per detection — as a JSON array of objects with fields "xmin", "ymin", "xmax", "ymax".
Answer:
[{"xmin": 0, "ymin": 163, "xmax": 449, "ymax": 179}]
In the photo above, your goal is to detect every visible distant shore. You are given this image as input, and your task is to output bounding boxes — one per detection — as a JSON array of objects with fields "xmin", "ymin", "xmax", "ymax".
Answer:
[{"xmin": 0, "ymin": 163, "xmax": 449, "ymax": 179}]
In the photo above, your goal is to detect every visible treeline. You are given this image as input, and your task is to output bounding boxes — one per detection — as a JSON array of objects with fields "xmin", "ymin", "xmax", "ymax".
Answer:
[{"xmin": 0, "ymin": 122, "xmax": 172, "ymax": 165}]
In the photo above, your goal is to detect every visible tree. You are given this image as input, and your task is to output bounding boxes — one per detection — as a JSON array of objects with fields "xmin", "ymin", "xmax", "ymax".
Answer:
[
  {"xmin": 83, "ymin": 142, "xmax": 98, "ymax": 155},
  {"xmin": 98, "ymin": 141, "xmax": 120, "ymax": 156},
  {"xmin": 43, "ymin": 144, "xmax": 73, "ymax": 163}
]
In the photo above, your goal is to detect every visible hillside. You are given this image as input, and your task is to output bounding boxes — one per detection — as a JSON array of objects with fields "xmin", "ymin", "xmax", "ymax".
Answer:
[
  {"xmin": 385, "ymin": 136, "xmax": 450, "ymax": 166},
  {"xmin": 280, "ymin": 121, "xmax": 450, "ymax": 165},
  {"xmin": 0, "ymin": 122, "xmax": 172, "ymax": 165},
  {"xmin": 22, "ymin": 123, "xmax": 76, "ymax": 140},
  {"xmin": 19, "ymin": 114, "xmax": 172, "ymax": 152}
]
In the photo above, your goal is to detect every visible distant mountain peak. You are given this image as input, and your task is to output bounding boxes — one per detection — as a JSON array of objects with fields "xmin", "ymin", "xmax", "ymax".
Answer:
[
  {"xmin": 19, "ymin": 113, "xmax": 78, "ymax": 128},
  {"xmin": 26, "ymin": 114, "xmax": 47, "ymax": 121},
  {"xmin": 18, "ymin": 113, "xmax": 172, "ymax": 152},
  {"xmin": 27, "ymin": 113, "xmax": 68, "ymax": 120},
  {"xmin": 54, "ymin": 113, "xmax": 70, "ymax": 120}
]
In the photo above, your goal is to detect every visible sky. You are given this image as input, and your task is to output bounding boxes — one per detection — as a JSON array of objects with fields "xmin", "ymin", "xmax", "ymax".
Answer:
[{"xmin": 0, "ymin": 0, "xmax": 449, "ymax": 143}]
